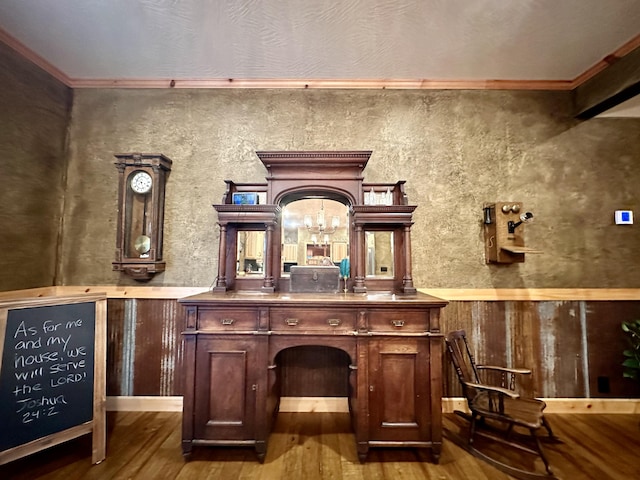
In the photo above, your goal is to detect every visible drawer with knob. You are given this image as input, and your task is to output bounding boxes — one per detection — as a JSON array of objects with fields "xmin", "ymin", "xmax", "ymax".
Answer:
[
  {"xmin": 367, "ymin": 310, "xmax": 428, "ymax": 332},
  {"xmin": 197, "ymin": 308, "xmax": 258, "ymax": 331},
  {"xmin": 270, "ymin": 308, "xmax": 356, "ymax": 332}
]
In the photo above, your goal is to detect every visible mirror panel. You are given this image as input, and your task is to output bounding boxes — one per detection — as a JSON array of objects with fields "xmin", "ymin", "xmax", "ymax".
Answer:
[
  {"xmin": 281, "ymin": 199, "xmax": 349, "ymax": 273},
  {"xmin": 365, "ymin": 231, "xmax": 394, "ymax": 277},
  {"xmin": 236, "ymin": 231, "xmax": 265, "ymax": 277}
]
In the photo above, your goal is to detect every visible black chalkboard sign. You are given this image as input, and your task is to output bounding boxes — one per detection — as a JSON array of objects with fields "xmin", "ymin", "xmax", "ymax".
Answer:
[
  {"xmin": 0, "ymin": 302, "xmax": 95, "ymax": 450},
  {"xmin": 0, "ymin": 295, "xmax": 106, "ymax": 465}
]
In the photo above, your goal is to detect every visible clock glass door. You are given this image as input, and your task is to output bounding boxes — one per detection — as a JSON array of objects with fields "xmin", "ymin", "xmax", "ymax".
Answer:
[{"xmin": 124, "ymin": 170, "xmax": 153, "ymax": 259}]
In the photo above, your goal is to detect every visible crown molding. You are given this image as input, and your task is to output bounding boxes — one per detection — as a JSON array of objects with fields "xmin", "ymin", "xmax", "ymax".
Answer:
[
  {"xmin": 68, "ymin": 77, "xmax": 574, "ymax": 90},
  {"xmin": 571, "ymin": 33, "xmax": 640, "ymax": 88},
  {"xmin": 1, "ymin": 27, "xmax": 639, "ymax": 91},
  {"xmin": 0, "ymin": 27, "xmax": 71, "ymax": 85}
]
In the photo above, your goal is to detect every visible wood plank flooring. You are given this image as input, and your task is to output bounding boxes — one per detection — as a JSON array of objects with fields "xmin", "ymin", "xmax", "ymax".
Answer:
[{"xmin": 1, "ymin": 412, "xmax": 639, "ymax": 479}]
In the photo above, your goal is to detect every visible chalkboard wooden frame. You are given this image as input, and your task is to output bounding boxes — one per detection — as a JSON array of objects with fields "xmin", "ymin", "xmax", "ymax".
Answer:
[{"xmin": 0, "ymin": 294, "xmax": 106, "ymax": 466}]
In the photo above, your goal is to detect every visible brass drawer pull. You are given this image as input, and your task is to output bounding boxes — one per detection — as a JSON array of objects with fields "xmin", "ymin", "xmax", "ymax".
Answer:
[
  {"xmin": 328, "ymin": 318, "xmax": 342, "ymax": 326},
  {"xmin": 221, "ymin": 318, "xmax": 235, "ymax": 325},
  {"xmin": 391, "ymin": 320, "xmax": 405, "ymax": 327},
  {"xmin": 285, "ymin": 318, "xmax": 299, "ymax": 326}
]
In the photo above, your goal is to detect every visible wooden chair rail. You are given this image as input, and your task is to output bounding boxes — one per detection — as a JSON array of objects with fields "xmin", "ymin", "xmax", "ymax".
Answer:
[{"xmin": 2, "ymin": 286, "xmax": 640, "ymax": 301}]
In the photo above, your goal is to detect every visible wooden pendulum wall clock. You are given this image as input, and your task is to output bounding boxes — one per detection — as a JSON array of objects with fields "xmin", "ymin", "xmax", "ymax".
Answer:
[{"xmin": 113, "ymin": 153, "xmax": 172, "ymax": 281}]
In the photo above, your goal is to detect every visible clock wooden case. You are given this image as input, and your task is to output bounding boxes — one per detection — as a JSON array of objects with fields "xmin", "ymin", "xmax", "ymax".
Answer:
[{"xmin": 113, "ymin": 153, "xmax": 172, "ymax": 281}]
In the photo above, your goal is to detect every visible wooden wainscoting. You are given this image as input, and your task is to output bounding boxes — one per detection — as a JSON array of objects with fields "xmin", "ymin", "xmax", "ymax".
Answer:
[{"xmin": 2, "ymin": 287, "xmax": 640, "ymax": 400}]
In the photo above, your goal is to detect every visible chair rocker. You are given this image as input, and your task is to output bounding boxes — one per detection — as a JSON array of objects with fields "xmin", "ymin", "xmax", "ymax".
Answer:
[{"xmin": 445, "ymin": 330, "xmax": 558, "ymax": 479}]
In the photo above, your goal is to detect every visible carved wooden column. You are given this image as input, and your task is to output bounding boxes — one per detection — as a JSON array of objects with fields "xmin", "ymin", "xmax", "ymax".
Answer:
[
  {"xmin": 402, "ymin": 224, "xmax": 416, "ymax": 294},
  {"xmin": 213, "ymin": 223, "xmax": 228, "ymax": 292},
  {"xmin": 353, "ymin": 224, "xmax": 367, "ymax": 293},
  {"xmin": 262, "ymin": 222, "xmax": 276, "ymax": 292}
]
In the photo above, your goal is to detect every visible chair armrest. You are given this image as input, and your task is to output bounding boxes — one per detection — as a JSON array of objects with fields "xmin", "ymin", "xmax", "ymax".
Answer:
[
  {"xmin": 477, "ymin": 365, "xmax": 531, "ymax": 375},
  {"xmin": 462, "ymin": 381, "xmax": 520, "ymax": 399}
]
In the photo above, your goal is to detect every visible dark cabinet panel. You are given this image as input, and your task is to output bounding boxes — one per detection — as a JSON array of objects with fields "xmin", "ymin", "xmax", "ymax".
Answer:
[
  {"xmin": 368, "ymin": 338, "xmax": 431, "ymax": 442},
  {"xmin": 194, "ymin": 338, "xmax": 258, "ymax": 440}
]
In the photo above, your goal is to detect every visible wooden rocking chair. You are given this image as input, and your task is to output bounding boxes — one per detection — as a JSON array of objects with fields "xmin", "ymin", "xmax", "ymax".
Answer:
[{"xmin": 445, "ymin": 330, "xmax": 558, "ymax": 479}]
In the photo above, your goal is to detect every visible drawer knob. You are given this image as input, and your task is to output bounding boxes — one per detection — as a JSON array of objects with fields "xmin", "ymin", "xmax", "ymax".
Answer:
[
  {"xmin": 328, "ymin": 318, "xmax": 342, "ymax": 326},
  {"xmin": 221, "ymin": 318, "xmax": 235, "ymax": 325},
  {"xmin": 285, "ymin": 318, "xmax": 299, "ymax": 326},
  {"xmin": 391, "ymin": 320, "xmax": 405, "ymax": 327}
]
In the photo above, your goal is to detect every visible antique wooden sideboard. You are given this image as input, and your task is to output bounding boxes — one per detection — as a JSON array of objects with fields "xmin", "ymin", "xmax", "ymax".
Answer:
[
  {"xmin": 180, "ymin": 291, "xmax": 447, "ymax": 462},
  {"xmin": 179, "ymin": 151, "xmax": 448, "ymax": 462}
]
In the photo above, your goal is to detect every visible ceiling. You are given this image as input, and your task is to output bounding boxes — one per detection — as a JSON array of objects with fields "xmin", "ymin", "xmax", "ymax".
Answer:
[{"xmin": 1, "ymin": 1, "xmax": 640, "ymax": 113}]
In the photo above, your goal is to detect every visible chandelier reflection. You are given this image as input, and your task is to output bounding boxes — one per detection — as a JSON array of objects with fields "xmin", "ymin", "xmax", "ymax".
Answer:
[{"xmin": 304, "ymin": 200, "xmax": 339, "ymax": 245}]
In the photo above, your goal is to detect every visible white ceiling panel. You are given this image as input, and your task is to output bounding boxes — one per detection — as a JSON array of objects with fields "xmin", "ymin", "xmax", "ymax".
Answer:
[{"xmin": 0, "ymin": 0, "xmax": 639, "ymax": 82}]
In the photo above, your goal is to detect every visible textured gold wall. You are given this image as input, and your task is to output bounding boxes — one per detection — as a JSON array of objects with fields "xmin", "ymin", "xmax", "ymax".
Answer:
[
  {"xmin": 0, "ymin": 42, "xmax": 71, "ymax": 291},
  {"xmin": 61, "ymin": 88, "xmax": 640, "ymax": 288}
]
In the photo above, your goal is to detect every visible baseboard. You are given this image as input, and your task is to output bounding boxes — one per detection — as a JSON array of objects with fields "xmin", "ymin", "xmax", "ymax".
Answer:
[
  {"xmin": 278, "ymin": 396, "xmax": 350, "ymax": 412},
  {"xmin": 106, "ymin": 396, "xmax": 183, "ymax": 412},
  {"xmin": 541, "ymin": 398, "xmax": 640, "ymax": 414},
  {"xmin": 106, "ymin": 396, "xmax": 640, "ymax": 414},
  {"xmin": 441, "ymin": 397, "xmax": 640, "ymax": 414}
]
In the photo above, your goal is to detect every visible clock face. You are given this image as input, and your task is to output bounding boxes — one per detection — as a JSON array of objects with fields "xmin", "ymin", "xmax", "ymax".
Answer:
[{"xmin": 130, "ymin": 171, "xmax": 153, "ymax": 194}]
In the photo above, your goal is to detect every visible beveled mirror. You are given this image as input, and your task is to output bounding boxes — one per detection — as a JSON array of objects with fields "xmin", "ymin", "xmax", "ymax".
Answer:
[
  {"xmin": 365, "ymin": 231, "xmax": 394, "ymax": 278},
  {"xmin": 281, "ymin": 198, "xmax": 350, "ymax": 274},
  {"xmin": 236, "ymin": 230, "xmax": 265, "ymax": 277}
]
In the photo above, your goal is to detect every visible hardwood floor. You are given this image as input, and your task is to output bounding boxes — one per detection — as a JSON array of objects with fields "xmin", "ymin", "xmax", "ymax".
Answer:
[{"xmin": 1, "ymin": 411, "xmax": 639, "ymax": 479}]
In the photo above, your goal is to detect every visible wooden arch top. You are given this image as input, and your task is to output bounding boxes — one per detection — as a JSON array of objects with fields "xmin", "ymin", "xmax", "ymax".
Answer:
[{"xmin": 256, "ymin": 151, "xmax": 372, "ymax": 206}]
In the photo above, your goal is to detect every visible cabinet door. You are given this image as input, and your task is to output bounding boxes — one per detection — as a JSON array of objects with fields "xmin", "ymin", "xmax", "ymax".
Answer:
[
  {"xmin": 368, "ymin": 337, "xmax": 431, "ymax": 442},
  {"xmin": 194, "ymin": 336, "xmax": 259, "ymax": 440}
]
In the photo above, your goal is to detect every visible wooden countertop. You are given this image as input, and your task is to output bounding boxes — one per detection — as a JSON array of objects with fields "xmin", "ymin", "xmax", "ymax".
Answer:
[{"xmin": 179, "ymin": 290, "xmax": 448, "ymax": 307}]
